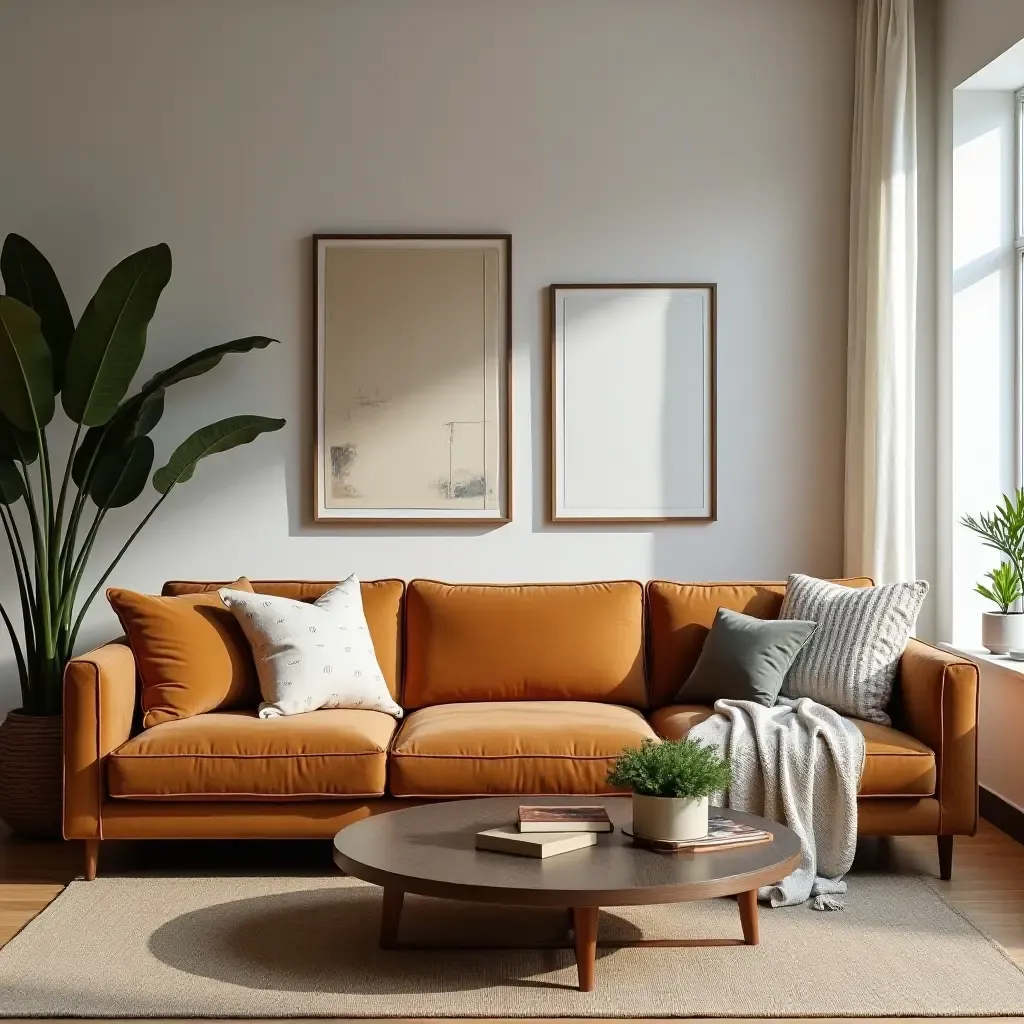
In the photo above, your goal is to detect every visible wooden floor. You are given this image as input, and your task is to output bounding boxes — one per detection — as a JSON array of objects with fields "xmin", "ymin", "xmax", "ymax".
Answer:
[{"xmin": 0, "ymin": 821, "xmax": 1022, "ymax": 1021}]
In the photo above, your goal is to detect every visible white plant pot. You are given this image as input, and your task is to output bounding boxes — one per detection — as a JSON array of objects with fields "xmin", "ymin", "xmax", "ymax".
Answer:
[
  {"xmin": 981, "ymin": 612, "xmax": 1024, "ymax": 654},
  {"xmin": 631, "ymin": 794, "xmax": 709, "ymax": 842}
]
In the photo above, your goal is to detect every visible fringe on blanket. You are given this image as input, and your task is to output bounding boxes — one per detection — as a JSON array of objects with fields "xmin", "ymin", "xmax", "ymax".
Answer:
[{"xmin": 812, "ymin": 893, "xmax": 846, "ymax": 911}]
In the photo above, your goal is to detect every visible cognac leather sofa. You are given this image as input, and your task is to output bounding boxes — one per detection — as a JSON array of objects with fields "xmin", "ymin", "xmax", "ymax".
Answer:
[{"xmin": 63, "ymin": 578, "xmax": 979, "ymax": 882}]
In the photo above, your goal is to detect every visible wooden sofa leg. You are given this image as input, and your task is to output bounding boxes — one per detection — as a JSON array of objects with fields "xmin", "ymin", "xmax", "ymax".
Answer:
[
  {"xmin": 937, "ymin": 835, "xmax": 953, "ymax": 881},
  {"xmin": 84, "ymin": 839, "xmax": 100, "ymax": 881}
]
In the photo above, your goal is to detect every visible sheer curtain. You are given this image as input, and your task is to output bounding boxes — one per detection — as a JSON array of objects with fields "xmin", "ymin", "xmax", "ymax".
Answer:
[{"xmin": 845, "ymin": 0, "xmax": 918, "ymax": 583}]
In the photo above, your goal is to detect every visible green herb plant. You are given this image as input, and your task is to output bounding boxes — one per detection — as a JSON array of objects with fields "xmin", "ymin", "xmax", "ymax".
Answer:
[
  {"xmin": 0, "ymin": 234, "xmax": 285, "ymax": 715},
  {"xmin": 962, "ymin": 489, "xmax": 1024, "ymax": 613},
  {"xmin": 606, "ymin": 738, "xmax": 732, "ymax": 799},
  {"xmin": 975, "ymin": 561, "xmax": 1023, "ymax": 614}
]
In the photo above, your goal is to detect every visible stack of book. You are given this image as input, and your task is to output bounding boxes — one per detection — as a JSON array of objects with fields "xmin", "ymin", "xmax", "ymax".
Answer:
[
  {"xmin": 475, "ymin": 805, "xmax": 612, "ymax": 859},
  {"xmin": 625, "ymin": 816, "xmax": 773, "ymax": 853}
]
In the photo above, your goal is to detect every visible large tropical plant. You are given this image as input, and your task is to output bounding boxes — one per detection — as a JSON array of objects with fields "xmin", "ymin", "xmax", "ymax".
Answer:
[{"xmin": 0, "ymin": 234, "xmax": 284, "ymax": 715}]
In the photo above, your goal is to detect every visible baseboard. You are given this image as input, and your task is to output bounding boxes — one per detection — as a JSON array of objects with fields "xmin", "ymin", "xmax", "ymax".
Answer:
[{"xmin": 980, "ymin": 786, "xmax": 1024, "ymax": 845}]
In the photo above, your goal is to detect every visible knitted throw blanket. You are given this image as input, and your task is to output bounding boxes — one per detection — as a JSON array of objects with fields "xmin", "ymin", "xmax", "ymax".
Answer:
[{"xmin": 687, "ymin": 696, "xmax": 866, "ymax": 909}]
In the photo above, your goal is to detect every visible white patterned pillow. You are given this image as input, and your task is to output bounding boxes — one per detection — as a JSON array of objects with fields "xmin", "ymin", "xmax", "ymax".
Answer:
[
  {"xmin": 778, "ymin": 574, "xmax": 928, "ymax": 726},
  {"xmin": 219, "ymin": 575, "xmax": 402, "ymax": 720}
]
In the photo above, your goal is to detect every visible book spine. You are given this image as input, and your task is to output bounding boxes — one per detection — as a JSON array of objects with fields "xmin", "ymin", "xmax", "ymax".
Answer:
[
  {"xmin": 691, "ymin": 836, "xmax": 773, "ymax": 853},
  {"xmin": 518, "ymin": 821, "xmax": 613, "ymax": 833}
]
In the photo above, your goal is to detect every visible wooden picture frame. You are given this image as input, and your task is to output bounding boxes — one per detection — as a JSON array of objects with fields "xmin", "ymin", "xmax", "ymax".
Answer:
[
  {"xmin": 549, "ymin": 282, "xmax": 716, "ymax": 523},
  {"xmin": 313, "ymin": 234, "xmax": 512, "ymax": 524}
]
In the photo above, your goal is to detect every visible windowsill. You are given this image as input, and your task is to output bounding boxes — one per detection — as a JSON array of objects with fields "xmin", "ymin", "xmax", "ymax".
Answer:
[{"xmin": 939, "ymin": 643, "xmax": 1024, "ymax": 677}]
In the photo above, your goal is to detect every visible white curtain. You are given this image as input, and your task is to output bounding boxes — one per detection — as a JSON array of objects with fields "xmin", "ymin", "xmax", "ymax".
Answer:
[{"xmin": 845, "ymin": 0, "xmax": 918, "ymax": 583}]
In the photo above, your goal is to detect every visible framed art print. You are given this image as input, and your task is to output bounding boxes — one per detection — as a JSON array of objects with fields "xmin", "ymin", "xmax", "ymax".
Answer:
[
  {"xmin": 314, "ymin": 234, "xmax": 511, "ymax": 523},
  {"xmin": 549, "ymin": 283, "xmax": 716, "ymax": 523}
]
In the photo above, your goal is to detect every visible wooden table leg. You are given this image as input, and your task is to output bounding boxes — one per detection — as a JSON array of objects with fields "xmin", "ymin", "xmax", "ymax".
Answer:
[
  {"xmin": 737, "ymin": 888, "xmax": 759, "ymax": 945},
  {"xmin": 380, "ymin": 887, "xmax": 405, "ymax": 949},
  {"xmin": 572, "ymin": 906, "xmax": 599, "ymax": 992}
]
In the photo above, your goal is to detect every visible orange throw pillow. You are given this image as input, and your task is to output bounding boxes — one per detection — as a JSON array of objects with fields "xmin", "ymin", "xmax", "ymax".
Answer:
[{"xmin": 107, "ymin": 578, "xmax": 258, "ymax": 728}]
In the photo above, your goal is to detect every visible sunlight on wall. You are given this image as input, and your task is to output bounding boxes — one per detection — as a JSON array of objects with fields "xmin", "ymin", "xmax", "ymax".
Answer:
[{"xmin": 953, "ymin": 128, "xmax": 1004, "ymax": 269}]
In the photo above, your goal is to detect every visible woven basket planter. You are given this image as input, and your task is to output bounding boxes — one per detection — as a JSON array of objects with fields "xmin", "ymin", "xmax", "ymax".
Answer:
[{"xmin": 0, "ymin": 709, "xmax": 63, "ymax": 839}]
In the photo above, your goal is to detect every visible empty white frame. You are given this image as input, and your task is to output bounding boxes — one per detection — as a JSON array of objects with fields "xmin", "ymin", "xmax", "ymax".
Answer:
[
  {"xmin": 550, "ymin": 284, "xmax": 716, "ymax": 522},
  {"xmin": 314, "ymin": 234, "xmax": 511, "ymax": 523}
]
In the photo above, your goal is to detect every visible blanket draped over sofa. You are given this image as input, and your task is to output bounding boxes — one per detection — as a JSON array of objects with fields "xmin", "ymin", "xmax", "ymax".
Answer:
[{"xmin": 689, "ymin": 697, "xmax": 866, "ymax": 908}]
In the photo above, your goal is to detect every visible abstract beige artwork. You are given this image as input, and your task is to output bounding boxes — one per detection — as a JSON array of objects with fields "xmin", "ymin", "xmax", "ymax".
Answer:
[{"xmin": 314, "ymin": 235, "xmax": 510, "ymax": 522}]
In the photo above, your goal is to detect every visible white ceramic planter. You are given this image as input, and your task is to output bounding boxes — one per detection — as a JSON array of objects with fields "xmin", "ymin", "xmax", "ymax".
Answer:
[
  {"xmin": 981, "ymin": 612, "xmax": 1024, "ymax": 654},
  {"xmin": 631, "ymin": 793, "xmax": 709, "ymax": 842}
]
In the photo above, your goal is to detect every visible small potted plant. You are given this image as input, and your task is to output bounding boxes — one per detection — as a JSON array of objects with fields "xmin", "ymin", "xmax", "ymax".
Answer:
[
  {"xmin": 607, "ymin": 738, "xmax": 731, "ymax": 842},
  {"xmin": 963, "ymin": 491, "xmax": 1024, "ymax": 654},
  {"xmin": 975, "ymin": 562, "xmax": 1024, "ymax": 654}
]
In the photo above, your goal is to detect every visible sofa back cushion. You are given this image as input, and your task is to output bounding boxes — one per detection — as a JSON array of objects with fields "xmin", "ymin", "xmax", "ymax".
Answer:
[
  {"xmin": 109, "ymin": 578, "xmax": 258, "ymax": 728},
  {"xmin": 161, "ymin": 579, "xmax": 405, "ymax": 699},
  {"xmin": 646, "ymin": 578, "xmax": 873, "ymax": 707},
  {"xmin": 404, "ymin": 580, "xmax": 646, "ymax": 708}
]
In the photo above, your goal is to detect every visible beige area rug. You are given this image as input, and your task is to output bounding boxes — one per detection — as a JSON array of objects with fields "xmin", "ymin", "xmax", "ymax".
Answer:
[{"xmin": 1, "ymin": 873, "xmax": 1023, "ymax": 1018}]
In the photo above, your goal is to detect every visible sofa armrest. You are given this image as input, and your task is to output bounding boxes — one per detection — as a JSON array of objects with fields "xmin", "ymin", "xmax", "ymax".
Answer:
[
  {"xmin": 63, "ymin": 640, "xmax": 137, "ymax": 840},
  {"xmin": 896, "ymin": 638, "xmax": 979, "ymax": 835}
]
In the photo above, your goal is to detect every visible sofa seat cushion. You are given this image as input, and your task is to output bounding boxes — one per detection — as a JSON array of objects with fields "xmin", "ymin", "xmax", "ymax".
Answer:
[
  {"xmin": 108, "ymin": 709, "xmax": 397, "ymax": 800},
  {"xmin": 648, "ymin": 705, "xmax": 936, "ymax": 798},
  {"xmin": 852, "ymin": 718, "xmax": 937, "ymax": 797},
  {"xmin": 389, "ymin": 701, "xmax": 657, "ymax": 797}
]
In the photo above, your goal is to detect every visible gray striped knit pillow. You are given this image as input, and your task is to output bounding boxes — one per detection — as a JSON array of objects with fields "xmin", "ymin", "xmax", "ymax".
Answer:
[{"xmin": 778, "ymin": 574, "xmax": 928, "ymax": 725}]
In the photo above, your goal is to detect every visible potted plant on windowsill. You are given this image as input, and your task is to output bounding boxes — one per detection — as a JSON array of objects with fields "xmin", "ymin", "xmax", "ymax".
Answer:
[
  {"xmin": 962, "ymin": 490, "xmax": 1024, "ymax": 654},
  {"xmin": 974, "ymin": 562, "xmax": 1024, "ymax": 654},
  {"xmin": 607, "ymin": 738, "xmax": 732, "ymax": 842},
  {"xmin": 0, "ymin": 234, "xmax": 285, "ymax": 837}
]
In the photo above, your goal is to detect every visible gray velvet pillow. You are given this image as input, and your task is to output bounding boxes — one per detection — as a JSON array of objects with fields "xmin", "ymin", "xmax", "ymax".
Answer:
[{"xmin": 675, "ymin": 607, "xmax": 817, "ymax": 707}]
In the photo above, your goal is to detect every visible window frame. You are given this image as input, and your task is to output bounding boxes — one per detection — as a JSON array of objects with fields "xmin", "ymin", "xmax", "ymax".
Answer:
[
  {"xmin": 1017, "ymin": 88, "xmax": 1024, "ymax": 246},
  {"xmin": 1016, "ymin": 87, "xmax": 1024, "ymax": 486}
]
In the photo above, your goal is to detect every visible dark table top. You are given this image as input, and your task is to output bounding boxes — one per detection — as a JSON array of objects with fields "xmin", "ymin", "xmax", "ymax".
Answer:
[{"xmin": 333, "ymin": 797, "xmax": 802, "ymax": 907}]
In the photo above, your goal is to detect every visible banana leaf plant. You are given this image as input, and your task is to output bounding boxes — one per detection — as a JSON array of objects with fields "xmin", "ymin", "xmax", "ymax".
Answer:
[{"xmin": 0, "ymin": 234, "xmax": 285, "ymax": 715}]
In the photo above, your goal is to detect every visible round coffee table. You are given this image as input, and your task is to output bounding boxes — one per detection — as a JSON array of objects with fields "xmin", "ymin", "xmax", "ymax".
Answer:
[{"xmin": 333, "ymin": 796, "xmax": 800, "ymax": 992}]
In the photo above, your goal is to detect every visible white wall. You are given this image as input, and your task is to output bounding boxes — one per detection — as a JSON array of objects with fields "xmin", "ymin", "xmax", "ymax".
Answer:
[
  {"xmin": 0, "ymin": 0, "xmax": 856, "ymax": 712},
  {"xmin": 976, "ymin": 659, "xmax": 1024, "ymax": 812},
  {"xmin": 939, "ymin": 0, "xmax": 1024, "ymax": 92}
]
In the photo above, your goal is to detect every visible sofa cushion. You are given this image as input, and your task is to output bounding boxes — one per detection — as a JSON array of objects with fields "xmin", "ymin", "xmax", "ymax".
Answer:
[
  {"xmin": 648, "ymin": 704, "xmax": 936, "ymax": 797},
  {"xmin": 389, "ymin": 701, "xmax": 657, "ymax": 796},
  {"xmin": 676, "ymin": 607, "xmax": 817, "ymax": 707},
  {"xmin": 646, "ymin": 579, "xmax": 873, "ymax": 707},
  {"xmin": 778, "ymin": 574, "xmax": 929, "ymax": 726},
  {"xmin": 220, "ymin": 578, "xmax": 403, "ymax": 720},
  {"xmin": 108, "ymin": 709, "xmax": 397, "ymax": 800},
  {"xmin": 161, "ymin": 579, "xmax": 405, "ymax": 699},
  {"xmin": 403, "ymin": 580, "xmax": 646, "ymax": 708},
  {"xmin": 108, "ymin": 578, "xmax": 258, "ymax": 728}
]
